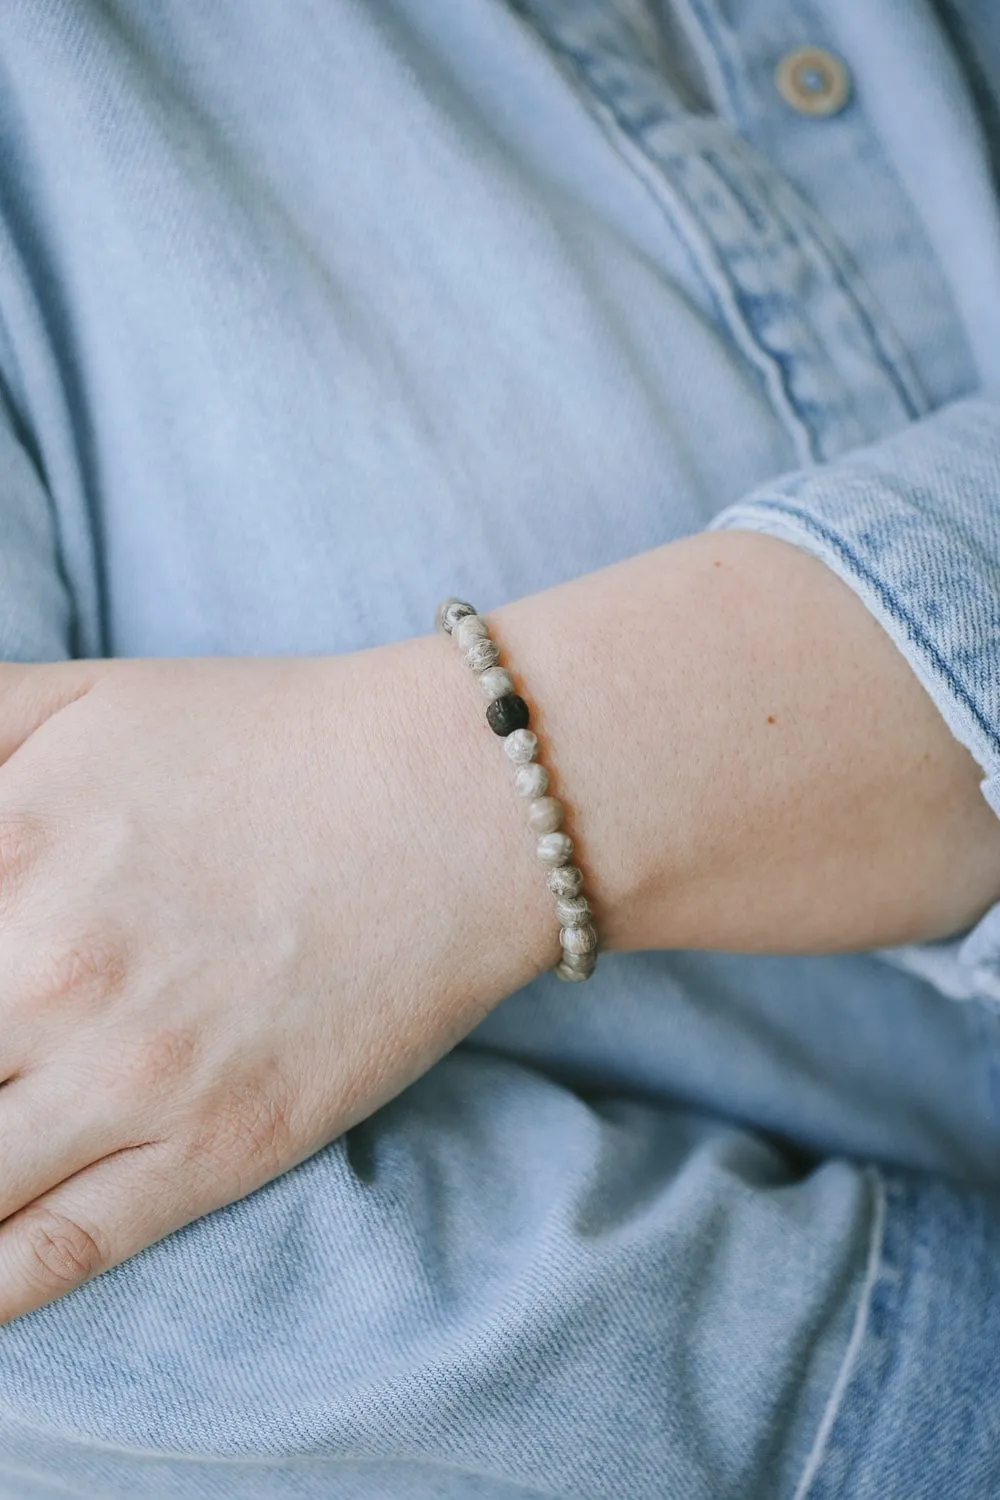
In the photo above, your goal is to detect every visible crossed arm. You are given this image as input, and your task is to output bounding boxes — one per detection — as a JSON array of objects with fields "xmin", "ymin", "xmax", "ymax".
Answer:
[{"xmin": 0, "ymin": 526, "xmax": 995, "ymax": 1325}]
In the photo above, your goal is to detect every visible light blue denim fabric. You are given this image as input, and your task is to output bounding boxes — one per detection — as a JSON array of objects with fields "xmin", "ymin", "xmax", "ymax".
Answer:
[{"xmin": 1, "ymin": 1, "xmax": 1000, "ymax": 1496}]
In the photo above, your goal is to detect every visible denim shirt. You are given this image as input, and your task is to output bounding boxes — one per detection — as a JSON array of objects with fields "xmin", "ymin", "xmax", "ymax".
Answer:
[{"xmin": 2, "ymin": 3, "xmax": 1000, "ymax": 1497}]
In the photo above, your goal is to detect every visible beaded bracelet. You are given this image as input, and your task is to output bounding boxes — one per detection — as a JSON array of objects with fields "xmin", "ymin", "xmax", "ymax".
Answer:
[{"xmin": 436, "ymin": 596, "xmax": 599, "ymax": 982}]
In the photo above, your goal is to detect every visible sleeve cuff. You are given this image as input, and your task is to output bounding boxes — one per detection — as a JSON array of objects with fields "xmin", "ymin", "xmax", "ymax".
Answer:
[{"xmin": 708, "ymin": 397, "xmax": 1000, "ymax": 1005}]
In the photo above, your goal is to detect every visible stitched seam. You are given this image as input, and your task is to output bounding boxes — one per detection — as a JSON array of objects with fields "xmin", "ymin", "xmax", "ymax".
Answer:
[
  {"xmin": 792, "ymin": 1169, "xmax": 887, "ymax": 1500},
  {"xmin": 510, "ymin": 6, "xmax": 922, "ymax": 459},
  {"xmin": 682, "ymin": 0, "xmax": 747, "ymax": 120},
  {"xmin": 703, "ymin": 147, "xmax": 926, "ymax": 425},
  {"xmin": 506, "ymin": 7, "xmax": 819, "ymax": 464},
  {"xmin": 682, "ymin": 0, "xmax": 930, "ymax": 422}
]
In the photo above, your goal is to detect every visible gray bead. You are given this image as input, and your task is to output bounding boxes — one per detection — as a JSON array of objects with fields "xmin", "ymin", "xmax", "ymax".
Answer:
[
  {"xmin": 479, "ymin": 666, "xmax": 515, "ymax": 701},
  {"xmin": 547, "ymin": 864, "xmax": 583, "ymax": 898},
  {"xmin": 465, "ymin": 637, "xmax": 500, "ymax": 672},
  {"xmin": 528, "ymin": 797, "xmax": 563, "ymax": 835},
  {"xmin": 556, "ymin": 950, "xmax": 597, "ymax": 981},
  {"xmin": 437, "ymin": 598, "xmax": 476, "ymax": 635},
  {"xmin": 455, "ymin": 614, "xmax": 490, "ymax": 649},
  {"xmin": 560, "ymin": 921, "xmax": 598, "ymax": 955},
  {"xmin": 504, "ymin": 729, "xmax": 538, "ymax": 765},
  {"xmin": 558, "ymin": 947, "xmax": 596, "ymax": 973},
  {"xmin": 555, "ymin": 960, "xmax": 594, "ymax": 982},
  {"xmin": 514, "ymin": 763, "xmax": 549, "ymax": 798},
  {"xmin": 555, "ymin": 895, "xmax": 590, "ymax": 927},
  {"xmin": 536, "ymin": 831, "xmax": 573, "ymax": 866}
]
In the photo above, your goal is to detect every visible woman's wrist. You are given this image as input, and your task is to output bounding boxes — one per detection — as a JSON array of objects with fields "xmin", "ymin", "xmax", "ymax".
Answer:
[
  {"xmin": 340, "ymin": 631, "xmax": 558, "ymax": 1025},
  {"xmin": 489, "ymin": 528, "xmax": 1000, "ymax": 956},
  {"xmin": 356, "ymin": 516, "xmax": 1000, "ymax": 1033}
]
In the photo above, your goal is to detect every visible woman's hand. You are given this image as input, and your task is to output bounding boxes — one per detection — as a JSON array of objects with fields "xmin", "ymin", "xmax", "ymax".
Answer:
[{"xmin": 0, "ymin": 650, "xmax": 556, "ymax": 1325}]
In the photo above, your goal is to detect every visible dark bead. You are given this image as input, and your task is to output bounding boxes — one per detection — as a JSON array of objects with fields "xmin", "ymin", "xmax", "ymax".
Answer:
[{"xmin": 486, "ymin": 693, "xmax": 530, "ymax": 736}]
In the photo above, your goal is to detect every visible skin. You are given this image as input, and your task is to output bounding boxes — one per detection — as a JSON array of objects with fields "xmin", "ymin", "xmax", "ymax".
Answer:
[{"xmin": 0, "ymin": 529, "xmax": 996, "ymax": 1324}]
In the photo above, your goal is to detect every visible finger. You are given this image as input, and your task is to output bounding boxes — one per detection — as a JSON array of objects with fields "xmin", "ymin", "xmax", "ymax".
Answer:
[
  {"xmin": 0, "ymin": 1141, "xmax": 204, "ymax": 1324},
  {"xmin": 0, "ymin": 660, "xmax": 110, "ymax": 764},
  {"xmin": 0, "ymin": 1069, "xmax": 129, "ymax": 1225}
]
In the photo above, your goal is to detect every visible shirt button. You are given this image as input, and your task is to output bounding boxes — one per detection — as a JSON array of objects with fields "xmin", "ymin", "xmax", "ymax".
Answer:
[{"xmin": 775, "ymin": 46, "xmax": 851, "ymax": 117}]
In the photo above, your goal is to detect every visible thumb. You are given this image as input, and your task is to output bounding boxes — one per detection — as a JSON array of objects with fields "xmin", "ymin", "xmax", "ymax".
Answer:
[{"xmin": 0, "ymin": 659, "xmax": 112, "ymax": 763}]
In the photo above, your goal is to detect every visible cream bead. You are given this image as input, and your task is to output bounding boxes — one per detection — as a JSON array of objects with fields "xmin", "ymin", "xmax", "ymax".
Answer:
[
  {"xmin": 465, "ymin": 637, "xmax": 500, "ymax": 672},
  {"xmin": 556, "ymin": 950, "xmax": 596, "ymax": 981},
  {"xmin": 558, "ymin": 948, "xmax": 596, "ymax": 973},
  {"xmin": 528, "ymin": 797, "xmax": 563, "ymax": 835},
  {"xmin": 536, "ymin": 831, "xmax": 573, "ymax": 867},
  {"xmin": 560, "ymin": 921, "xmax": 597, "ymax": 955},
  {"xmin": 437, "ymin": 598, "xmax": 476, "ymax": 634},
  {"xmin": 479, "ymin": 666, "xmax": 515, "ymax": 701},
  {"xmin": 555, "ymin": 960, "xmax": 593, "ymax": 982},
  {"xmin": 513, "ymin": 763, "xmax": 549, "ymax": 798},
  {"xmin": 504, "ymin": 729, "xmax": 538, "ymax": 764},
  {"xmin": 547, "ymin": 864, "xmax": 583, "ymax": 898},
  {"xmin": 455, "ymin": 614, "xmax": 490, "ymax": 649},
  {"xmin": 555, "ymin": 895, "xmax": 590, "ymax": 927}
]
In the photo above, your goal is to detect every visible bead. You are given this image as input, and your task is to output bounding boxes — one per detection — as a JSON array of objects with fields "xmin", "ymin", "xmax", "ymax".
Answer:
[
  {"xmin": 479, "ymin": 666, "xmax": 515, "ymax": 701},
  {"xmin": 556, "ymin": 951, "xmax": 596, "ymax": 981},
  {"xmin": 555, "ymin": 895, "xmax": 590, "ymax": 927},
  {"xmin": 556, "ymin": 960, "xmax": 594, "ymax": 982},
  {"xmin": 455, "ymin": 614, "xmax": 490, "ymax": 649},
  {"xmin": 547, "ymin": 864, "xmax": 583, "ymax": 897},
  {"xmin": 514, "ymin": 763, "xmax": 549, "ymax": 799},
  {"xmin": 486, "ymin": 693, "xmax": 530, "ymax": 736},
  {"xmin": 558, "ymin": 948, "xmax": 596, "ymax": 974},
  {"xmin": 437, "ymin": 598, "xmax": 476, "ymax": 635},
  {"xmin": 503, "ymin": 728, "xmax": 538, "ymax": 764},
  {"xmin": 465, "ymin": 638, "xmax": 500, "ymax": 673},
  {"xmin": 537, "ymin": 831, "xmax": 573, "ymax": 867},
  {"xmin": 528, "ymin": 796, "xmax": 562, "ymax": 835},
  {"xmin": 561, "ymin": 921, "xmax": 597, "ymax": 955}
]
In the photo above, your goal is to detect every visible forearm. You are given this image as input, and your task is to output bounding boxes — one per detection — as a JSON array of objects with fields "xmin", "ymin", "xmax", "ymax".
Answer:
[{"xmin": 388, "ymin": 529, "xmax": 1000, "ymax": 994}]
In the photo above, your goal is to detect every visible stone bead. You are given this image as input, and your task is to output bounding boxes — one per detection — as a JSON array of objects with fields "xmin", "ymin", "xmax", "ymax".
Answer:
[
  {"xmin": 555, "ymin": 895, "xmax": 590, "ymax": 927},
  {"xmin": 455, "ymin": 614, "xmax": 490, "ymax": 649},
  {"xmin": 558, "ymin": 947, "xmax": 596, "ymax": 974},
  {"xmin": 547, "ymin": 863, "xmax": 583, "ymax": 898},
  {"xmin": 556, "ymin": 951, "xmax": 596, "ymax": 981},
  {"xmin": 527, "ymin": 796, "xmax": 562, "ymax": 835},
  {"xmin": 465, "ymin": 637, "xmax": 500, "ymax": 673},
  {"xmin": 437, "ymin": 598, "xmax": 476, "ymax": 635},
  {"xmin": 514, "ymin": 763, "xmax": 549, "ymax": 799},
  {"xmin": 536, "ymin": 831, "xmax": 573, "ymax": 867},
  {"xmin": 556, "ymin": 960, "xmax": 595, "ymax": 983},
  {"xmin": 479, "ymin": 666, "xmax": 515, "ymax": 701},
  {"xmin": 504, "ymin": 729, "xmax": 538, "ymax": 764},
  {"xmin": 486, "ymin": 693, "xmax": 530, "ymax": 736},
  {"xmin": 560, "ymin": 921, "xmax": 598, "ymax": 955}
]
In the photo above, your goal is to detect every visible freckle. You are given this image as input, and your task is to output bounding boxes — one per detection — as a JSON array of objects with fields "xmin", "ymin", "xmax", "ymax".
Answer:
[
  {"xmin": 713, "ymin": 561, "xmax": 722, "ymax": 568},
  {"xmin": 767, "ymin": 715, "xmax": 777, "ymax": 724}
]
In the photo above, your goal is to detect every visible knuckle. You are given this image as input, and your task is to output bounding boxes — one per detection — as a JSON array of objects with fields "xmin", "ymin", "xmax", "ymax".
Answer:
[
  {"xmin": 0, "ymin": 809, "xmax": 46, "ymax": 904},
  {"xmin": 118, "ymin": 1027, "xmax": 198, "ymax": 1096},
  {"xmin": 202, "ymin": 1080, "xmax": 296, "ymax": 1184},
  {"xmin": 19, "ymin": 1208, "xmax": 107, "ymax": 1294},
  {"xmin": 39, "ymin": 932, "xmax": 129, "ymax": 1007}
]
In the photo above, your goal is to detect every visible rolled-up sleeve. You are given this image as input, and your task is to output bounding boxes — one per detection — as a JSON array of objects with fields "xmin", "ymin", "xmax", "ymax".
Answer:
[{"xmin": 709, "ymin": 396, "xmax": 1000, "ymax": 1004}]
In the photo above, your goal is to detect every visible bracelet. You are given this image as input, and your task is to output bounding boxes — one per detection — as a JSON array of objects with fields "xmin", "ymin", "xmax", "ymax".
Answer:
[{"xmin": 436, "ymin": 596, "xmax": 599, "ymax": 982}]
